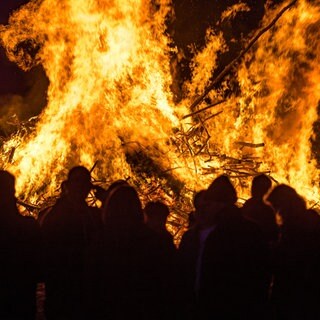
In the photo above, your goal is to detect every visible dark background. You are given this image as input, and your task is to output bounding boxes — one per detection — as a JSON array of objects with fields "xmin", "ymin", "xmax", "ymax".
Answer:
[{"xmin": 0, "ymin": 0, "xmax": 31, "ymax": 96}]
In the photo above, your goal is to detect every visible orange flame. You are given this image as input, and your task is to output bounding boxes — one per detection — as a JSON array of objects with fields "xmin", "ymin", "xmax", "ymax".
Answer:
[{"xmin": 0, "ymin": 0, "xmax": 320, "ymax": 211}]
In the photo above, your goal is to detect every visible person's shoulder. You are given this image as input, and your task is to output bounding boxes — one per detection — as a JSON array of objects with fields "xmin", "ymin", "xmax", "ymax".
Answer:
[
  {"xmin": 19, "ymin": 214, "xmax": 37, "ymax": 224},
  {"xmin": 125, "ymin": 224, "xmax": 163, "ymax": 255},
  {"xmin": 41, "ymin": 198, "xmax": 69, "ymax": 228},
  {"xmin": 17, "ymin": 214, "xmax": 42, "ymax": 237},
  {"xmin": 138, "ymin": 223, "xmax": 160, "ymax": 241},
  {"xmin": 243, "ymin": 197, "xmax": 255, "ymax": 207},
  {"xmin": 242, "ymin": 197, "xmax": 265, "ymax": 210},
  {"xmin": 181, "ymin": 226, "xmax": 197, "ymax": 238},
  {"xmin": 243, "ymin": 198, "xmax": 274, "ymax": 215},
  {"xmin": 49, "ymin": 197, "xmax": 68, "ymax": 212},
  {"xmin": 305, "ymin": 209, "xmax": 320, "ymax": 231},
  {"xmin": 234, "ymin": 212, "xmax": 264, "ymax": 238},
  {"xmin": 179, "ymin": 227, "xmax": 199, "ymax": 247},
  {"xmin": 89, "ymin": 206, "xmax": 102, "ymax": 217},
  {"xmin": 241, "ymin": 213, "xmax": 260, "ymax": 228},
  {"xmin": 164, "ymin": 229, "xmax": 174, "ymax": 242},
  {"xmin": 37, "ymin": 206, "xmax": 53, "ymax": 226}
]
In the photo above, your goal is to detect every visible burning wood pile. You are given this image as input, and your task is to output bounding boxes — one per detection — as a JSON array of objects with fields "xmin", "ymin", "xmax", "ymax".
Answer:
[{"xmin": 1, "ymin": 0, "xmax": 320, "ymax": 240}]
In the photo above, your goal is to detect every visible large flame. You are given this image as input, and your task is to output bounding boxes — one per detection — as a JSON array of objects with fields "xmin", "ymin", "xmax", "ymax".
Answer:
[{"xmin": 1, "ymin": 0, "xmax": 320, "ymax": 215}]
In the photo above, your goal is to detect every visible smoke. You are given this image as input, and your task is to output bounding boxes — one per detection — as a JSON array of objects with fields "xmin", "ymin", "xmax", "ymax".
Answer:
[{"xmin": 0, "ymin": 66, "xmax": 48, "ymax": 136}]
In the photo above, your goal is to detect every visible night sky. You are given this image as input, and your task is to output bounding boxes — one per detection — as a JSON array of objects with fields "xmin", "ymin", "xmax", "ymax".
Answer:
[{"xmin": 0, "ymin": 1, "xmax": 31, "ymax": 95}]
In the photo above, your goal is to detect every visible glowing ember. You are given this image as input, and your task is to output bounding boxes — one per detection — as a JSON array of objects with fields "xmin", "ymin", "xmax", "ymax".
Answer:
[{"xmin": 0, "ymin": 0, "xmax": 320, "ymax": 216}]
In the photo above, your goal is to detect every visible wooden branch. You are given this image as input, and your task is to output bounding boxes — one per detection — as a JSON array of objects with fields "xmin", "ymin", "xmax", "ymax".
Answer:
[
  {"xmin": 182, "ymin": 99, "xmax": 226, "ymax": 119},
  {"xmin": 145, "ymin": 184, "xmax": 161, "ymax": 196},
  {"xmin": 8, "ymin": 147, "xmax": 15, "ymax": 163},
  {"xmin": 189, "ymin": 0, "xmax": 298, "ymax": 110},
  {"xmin": 203, "ymin": 111, "xmax": 223, "ymax": 122},
  {"xmin": 310, "ymin": 201, "xmax": 320, "ymax": 210},
  {"xmin": 90, "ymin": 160, "xmax": 99, "ymax": 174},
  {"xmin": 17, "ymin": 199, "xmax": 39, "ymax": 212},
  {"xmin": 236, "ymin": 142, "xmax": 265, "ymax": 148}
]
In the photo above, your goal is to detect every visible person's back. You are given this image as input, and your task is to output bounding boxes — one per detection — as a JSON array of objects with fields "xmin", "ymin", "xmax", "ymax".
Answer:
[
  {"xmin": 304, "ymin": 209, "xmax": 320, "ymax": 319},
  {"xmin": 144, "ymin": 201, "xmax": 178, "ymax": 317},
  {"xmin": 187, "ymin": 189, "xmax": 206, "ymax": 230},
  {"xmin": 100, "ymin": 185, "xmax": 166, "ymax": 320},
  {"xmin": 177, "ymin": 220, "xmax": 205, "ymax": 319},
  {"xmin": 41, "ymin": 166, "xmax": 101, "ymax": 320},
  {"xmin": 196, "ymin": 175, "xmax": 270, "ymax": 320},
  {"xmin": 0, "ymin": 170, "xmax": 42, "ymax": 320},
  {"xmin": 144, "ymin": 201, "xmax": 175, "ymax": 251},
  {"xmin": 242, "ymin": 174, "xmax": 279, "ymax": 246},
  {"xmin": 37, "ymin": 180, "xmax": 68, "ymax": 228},
  {"xmin": 200, "ymin": 204, "xmax": 270, "ymax": 320},
  {"xmin": 267, "ymin": 184, "xmax": 320, "ymax": 320}
]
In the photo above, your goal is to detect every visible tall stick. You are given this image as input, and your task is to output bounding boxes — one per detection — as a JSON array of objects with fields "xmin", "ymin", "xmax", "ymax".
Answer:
[
  {"xmin": 189, "ymin": 0, "xmax": 298, "ymax": 110},
  {"xmin": 182, "ymin": 99, "xmax": 226, "ymax": 119}
]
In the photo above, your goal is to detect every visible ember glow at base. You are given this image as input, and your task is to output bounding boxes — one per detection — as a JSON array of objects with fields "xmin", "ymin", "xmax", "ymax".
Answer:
[{"xmin": 0, "ymin": 0, "xmax": 320, "ymax": 218}]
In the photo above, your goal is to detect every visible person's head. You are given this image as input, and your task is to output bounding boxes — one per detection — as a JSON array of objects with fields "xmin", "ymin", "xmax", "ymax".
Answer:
[
  {"xmin": 190, "ymin": 189, "xmax": 207, "ymax": 228},
  {"xmin": 206, "ymin": 175, "xmax": 237, "ymax": 205},
  {"xmin": 144, "ymin": 201, "xmax": 170, "ymax": 230},
  {"xmin": 102, "ymin": 185, "xmax": 143, "ymax": 228},
  {"xmin": 196, "ymin": 175, "xmax": 237, "ymax": 228},
  {"xmin": 0, "ymin": 170, "xmax": 16, "ymax": 201},
  {"xmin": 105, "ymin": 179, "xmax": 129, "ymax": 199},
  {"xmin": 65, "ymin": 166, "xmax": 92, "ymax": 200},
  {"xmin": 267, "ymin": 184, "xmax": 306, "ymax": 223},
  {"xmin": 193, "ymin": 189, "xmax": 207, "ymax": 212},
  {"xmin": 251, "ymin": 174, "xmax": 272, "ymax": 199},
  {"xmin": 60, "ymin": 180, "xmax": 68, "ymax": 196}
]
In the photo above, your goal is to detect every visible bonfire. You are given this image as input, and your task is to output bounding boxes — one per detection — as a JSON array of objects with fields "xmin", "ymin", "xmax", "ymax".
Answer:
[{"xmin": 0, "ymin": 0, "xmax": 320, "ymax": 240}]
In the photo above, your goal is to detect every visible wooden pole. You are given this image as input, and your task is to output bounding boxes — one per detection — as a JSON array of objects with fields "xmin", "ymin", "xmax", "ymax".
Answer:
[{"xmin": 189, "ymin": 0, "xmax": 298, "ymax": 110}]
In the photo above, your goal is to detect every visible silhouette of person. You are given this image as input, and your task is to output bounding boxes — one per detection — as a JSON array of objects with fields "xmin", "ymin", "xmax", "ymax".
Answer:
[
  {"xmin": 144, "ymin": 201, "xmax": 177, "ymax": 317},
  {"xmin": 97, "ymin": 179, "xmax": 129, "ymax": 207},
  {"xmin": 177, "ymin": 187, "xmax": 213, "ymax": 320},
  {"xmin": 179, "ymin": 175, "xmax": 270, "ymax": 320},
  {"xmin": 41, "ymin": 166, "xmax": 101, "ymax": 320},
  {"xmin": 304, "ymin": 208, "xmax": 320, "ymax": 319},
  {"xmin": 99, "ymin": 185, "xmax": 167, "ymax": 320},
  {"xmin": 37, "ymin": 180, "xmax": 68, "ymax": 227},
  {"xmin": 144, "ymin": 201, "xmax": 174, "ymax": 243},
  {"xmin": 267, "ymin": 184, "xmax": 320, "ymax": 320},
  {"xmin": 0, "ymin": 170, "xmax": 42, "ymax": 320},
  {"xmin": 242, "ymin": 174, "xmax": 279, "ymax": 247},
  {"xmin": 177, "ymin": 178, "xmax": 239, "ymax": 319},
  {"xmin": 188, "ymin": 189, "xmax": 206, "ymax": 230}
]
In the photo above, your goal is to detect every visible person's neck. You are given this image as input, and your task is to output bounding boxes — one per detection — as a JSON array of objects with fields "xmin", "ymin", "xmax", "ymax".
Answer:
[{"xmin": 66, "ymin": 194, "xmax": 87, "ymax": 205}]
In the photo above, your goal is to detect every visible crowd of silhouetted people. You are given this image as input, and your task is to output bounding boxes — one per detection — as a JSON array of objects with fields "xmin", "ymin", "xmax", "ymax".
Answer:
[{"xmin": 1, "ymin": 167, "xmax": 320, "ymax": 320}]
